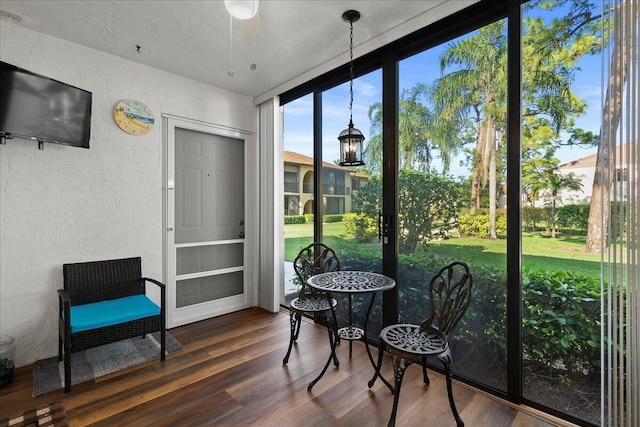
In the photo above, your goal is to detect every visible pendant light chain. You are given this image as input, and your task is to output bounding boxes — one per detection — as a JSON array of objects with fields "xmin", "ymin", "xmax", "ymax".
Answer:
[
  {"xmin": 349, "ymin": 19, "xmax": 354, "ymax": 122},
  {"xmin": 338, "ymin": 10, "xmax": 365, "ymax": 167},
  {"xmin": 228, "ymin": 14, "xmax": 235, "ymax": 76}
]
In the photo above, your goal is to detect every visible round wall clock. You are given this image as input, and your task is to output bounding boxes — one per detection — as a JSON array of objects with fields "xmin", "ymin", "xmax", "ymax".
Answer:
[{"xmin": 113, "ymin": 99, "xmax": 155, "ymax": 135}]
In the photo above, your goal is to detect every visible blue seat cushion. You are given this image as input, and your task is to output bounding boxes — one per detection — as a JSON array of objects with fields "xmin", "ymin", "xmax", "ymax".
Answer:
[{"xmin": 70, "ymin": 295, "xmax": 160, "ymax": 333}]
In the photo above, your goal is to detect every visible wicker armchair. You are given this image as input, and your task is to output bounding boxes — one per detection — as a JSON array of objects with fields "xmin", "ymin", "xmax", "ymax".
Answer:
[{"xmin": 58, "ymin": 257, "xmax": 166, "ymax": 392}]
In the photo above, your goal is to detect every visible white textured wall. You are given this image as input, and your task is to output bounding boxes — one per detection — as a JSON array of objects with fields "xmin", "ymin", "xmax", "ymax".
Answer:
[{"xmin": 0, "ymin": 22, "xmax": 256, "ymax": 366}]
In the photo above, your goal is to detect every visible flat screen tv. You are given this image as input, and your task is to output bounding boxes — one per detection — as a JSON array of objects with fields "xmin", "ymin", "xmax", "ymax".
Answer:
[{"xmin": 0, "ymin": 61, "xmax": 92, "ymax": 148}]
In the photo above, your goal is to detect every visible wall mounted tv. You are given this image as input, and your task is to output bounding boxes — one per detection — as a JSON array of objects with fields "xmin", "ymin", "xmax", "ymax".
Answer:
[{"xmin": 0, "ymin": 61, "xmax": 92, "ymax": 149}]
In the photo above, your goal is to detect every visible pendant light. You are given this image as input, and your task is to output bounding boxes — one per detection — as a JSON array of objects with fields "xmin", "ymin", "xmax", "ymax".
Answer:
[
  {"xmin": 338, "ymin": 10, "xmax": 365, "ymax": 167},
  {"xmin": 224, "ymin": 0, "xmax": 259, "ymax": 20}
]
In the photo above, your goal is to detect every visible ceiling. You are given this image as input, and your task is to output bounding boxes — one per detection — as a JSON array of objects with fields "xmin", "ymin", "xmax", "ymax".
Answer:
[{"xmin": 0, "ymin": 1, "xmax": 478, "ymax": 101}]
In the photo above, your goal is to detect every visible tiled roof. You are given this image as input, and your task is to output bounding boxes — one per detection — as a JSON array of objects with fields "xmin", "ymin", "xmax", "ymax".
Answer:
[
  {"xmin": 557, "ymin": 143, "xmax": 633, "ymax": 170},
  {"xmin": 283, "ymin": 151, "xmax": 314, "ymax": 166},
  {"xmin": 557, "ymin": 152, "xmax": 597, "ymax": 169},
  {"xmin": 283, "ymin": 150, "xmax": 370, "ymax": 176}
]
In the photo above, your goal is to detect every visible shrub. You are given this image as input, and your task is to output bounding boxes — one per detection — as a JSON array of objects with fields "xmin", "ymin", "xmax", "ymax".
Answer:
[
  {"xmin": 557, "ymin": 204, "xmax": 589, "ymax": 232},
  {"xmin": 323, "ymin": 214, "xmax": 344, "ymax": 223},
  {"xmin": 304, "ymin": 214, "xmax": 314, "ymax": 223},
  {"xmin": 459, "ymin": 264, "xmax": 601, "ymax": 379},
  {"xmin": 457, "ymin": 213, "xmax": 507, "ymax": 238},
  {"xmin": 343, "ymin": 213, "xmax": 378, "ymax": 242},
  {"xmin": 522, "ymin": 206, "xmax": 552, "ymax": 231},
  {"xmin": 284, "ymin": 215, "xmax": 306, "ymax": 224},
  {"xmin": 353, "ymin": 170, "xmax": 465, "ymax": 254},
  {"xmin": 392, "ymin": 259, "xmax": 601, "ymax": 381},
  {"xmin": 522, "ymin": 267, "xmax": 600, "ymax": 377}
]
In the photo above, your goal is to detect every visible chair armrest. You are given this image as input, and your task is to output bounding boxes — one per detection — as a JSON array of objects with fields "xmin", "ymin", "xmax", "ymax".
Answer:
[
  {"xmin": 58, "ymin": 289, "xmax": 70, "ymax": 304},
  {"xmin": 141, "ymin": 278, "xmax": 166, "ymax": 309},
  {"xmin": 58, "ymin": 289, "xmax": 71, "ymax": 334},
  {"xmin": 141, "ymin": 277, "xmax": 165, "ymax": 292},
  {"xmin": 58, "ymin": 289, "xmax": 70, "ymax": 315}
]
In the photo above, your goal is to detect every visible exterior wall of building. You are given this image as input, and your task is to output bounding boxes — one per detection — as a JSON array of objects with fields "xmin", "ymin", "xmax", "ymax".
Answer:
[
  {"xmin": 533, "ymin": 166, "xmax": 594, "ymax": 208},
  {"xmin": 284, "ymin": 154, "xmax": 368, "ymax": 217}
]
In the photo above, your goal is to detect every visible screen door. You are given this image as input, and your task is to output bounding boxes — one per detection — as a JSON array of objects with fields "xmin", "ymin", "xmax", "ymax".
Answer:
[{"xmin": 165, "ymin": 118, "xmax": 251, "ymax": 327}]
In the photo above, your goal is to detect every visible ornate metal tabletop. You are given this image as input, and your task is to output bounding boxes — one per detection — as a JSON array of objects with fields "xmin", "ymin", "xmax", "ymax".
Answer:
[{"xmin": 307, "ymin": 271, "xmax": 396, "ymax": 294}]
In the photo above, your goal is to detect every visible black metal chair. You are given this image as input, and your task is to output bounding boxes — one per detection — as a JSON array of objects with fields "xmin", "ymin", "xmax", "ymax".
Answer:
[
  {"xmin": 282, "ymin": 243, "xmax": 340, "ymax": 373},
  {"xmin": 369, "ymin": 261, "xmax": 473, "ymax": 427}
]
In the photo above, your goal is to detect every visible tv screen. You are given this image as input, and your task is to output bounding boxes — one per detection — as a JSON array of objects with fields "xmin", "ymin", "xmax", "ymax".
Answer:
[{"xmin": 0, "ymin": 61, "xmax": 92, "ymax": 148}]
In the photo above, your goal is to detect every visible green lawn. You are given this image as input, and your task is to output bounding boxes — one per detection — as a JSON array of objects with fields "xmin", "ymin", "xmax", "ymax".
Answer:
[{"xmin": 284, "ymin": 223, "xmax": 601, "ymax": 279}]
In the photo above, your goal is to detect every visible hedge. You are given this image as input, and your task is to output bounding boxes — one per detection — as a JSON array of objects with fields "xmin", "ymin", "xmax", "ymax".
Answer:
[{"xmin": 333, "ymin": 245, "xmax": 601, "ymax": 382}]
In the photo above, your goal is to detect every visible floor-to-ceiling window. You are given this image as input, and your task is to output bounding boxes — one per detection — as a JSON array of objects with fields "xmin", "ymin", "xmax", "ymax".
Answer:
[
  {"xmin": 279, "ymin": 1, "xmax": 608, "ymax": 425},
  {"xmin": 281, "ymin": 93, "xmax": 314, "ymax": 305},
  {"xmin": 520, "ymin": 2, "xmax": 602, "ymax": 424},
  {"xmin": 395, "ymin": 18, "xmax": 509, "ymax": 393},
  {"xmin": 321, "ymin": 70, "xmax": 384, "ymax": 338}
]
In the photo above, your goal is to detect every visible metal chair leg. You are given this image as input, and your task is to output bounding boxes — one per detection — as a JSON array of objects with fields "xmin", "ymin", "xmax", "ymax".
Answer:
[
  {"xmin": 292, "ymin": 312, "xmax": 302, "ymax": 341},
  {"xmin": 441, "ymin": 356, "xmax": 464, "ymax": 427},
  {"xmin": 368, "ymin": 338, "xmax": 385, "ymax": 388},
  {"xmin": 368, "ymin": 339, "xmax": 394, "ymax": 392},
  {"xmin": 387, "ymin": 355, "xmax": 409, "ymax": 427},
  {"xmin": 421, "ymin": 355, "xmax": 430, "ymax": 385},
  {"xmin": 331, "ymin": 313, "xmax": 340, "ymax": 367},
  {"xmin": 308, "ymin": 317, "xmax": 339, "ymax": 391},
  {"xmin": 283, "ymin": 311, "xmax": 299, "ymax": 364}
]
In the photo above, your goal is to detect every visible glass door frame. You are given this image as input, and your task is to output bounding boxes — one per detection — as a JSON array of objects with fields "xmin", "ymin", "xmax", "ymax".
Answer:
[{"xmin": 279, "ymin": 1, "xmax": 593, "ymax": 425}]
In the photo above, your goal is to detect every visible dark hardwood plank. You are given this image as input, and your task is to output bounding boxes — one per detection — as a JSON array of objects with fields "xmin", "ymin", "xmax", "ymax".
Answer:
[{"xmin": 0, "ymin": 307, "xmax": 574, "ymax": 427}]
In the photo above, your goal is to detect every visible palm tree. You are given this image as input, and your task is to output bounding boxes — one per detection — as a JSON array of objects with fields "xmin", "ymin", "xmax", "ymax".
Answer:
[
  {"xmin": 433, "ymin": 22, "xmax": 507, "ymax": 239},
  {"xmin": 530, "ymin": 171, "xmax": 583, "ymax": 238},
  {"xmin": 365, "ymin": 84, "xmax": 466, "ymax": 175},
  {"xmin": 434, "ymin": 11, "xmax": 598, "ymax": 239}
]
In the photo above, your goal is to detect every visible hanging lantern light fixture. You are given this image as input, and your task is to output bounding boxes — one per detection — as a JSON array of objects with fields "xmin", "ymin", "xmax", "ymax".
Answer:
[{"xmin": 338, "ymin": 10, "xmax": 365, "ymax": 167}]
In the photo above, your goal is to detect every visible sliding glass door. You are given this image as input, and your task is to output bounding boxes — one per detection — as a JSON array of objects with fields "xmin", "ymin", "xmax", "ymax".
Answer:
[
  {"xmin": 396, "ymin": 19, "xmax": 508, "ymax": 393},
  {"xmin": 279, "ymin": 1, "xmax": 607, "ymax": 424},
  {"xmin": 520, "ymin": 3, "xmax": 602, "ymax": 424},
  {"xmin": 321, "ymin": 70, "xmax": 384, "ymax": 338}
]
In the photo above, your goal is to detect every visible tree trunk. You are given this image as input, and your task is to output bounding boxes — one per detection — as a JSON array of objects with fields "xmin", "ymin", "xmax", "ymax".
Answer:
[
  {"xmin": 487, "ymin": 117, "xmax": 497, "ymax": 239},
  {"xmin": 586, "ymin": 6, "xmax": 625, "ymax": 252},
  {"xmin": 470, "ymin": 126, "xmax": 485, "ymax": 213},
  {"xmin": 551, "ymin": 194, "xmax": 557, "ymax": 239},
  {"xmin": 469, "ymin": 110, "xmax": 483, "ymax": 213}
]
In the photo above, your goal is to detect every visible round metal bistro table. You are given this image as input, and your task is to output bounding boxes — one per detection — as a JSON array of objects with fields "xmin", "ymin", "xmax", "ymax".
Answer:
[{"xmin": 306, "ymin": 270, "xmax": 396, "ymax": 390}]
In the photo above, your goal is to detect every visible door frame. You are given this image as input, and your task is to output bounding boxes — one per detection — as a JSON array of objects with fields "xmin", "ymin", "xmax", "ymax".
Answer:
[{"xmin": 162, "ymin": 114, "xmax": 257, "ymax": 328}]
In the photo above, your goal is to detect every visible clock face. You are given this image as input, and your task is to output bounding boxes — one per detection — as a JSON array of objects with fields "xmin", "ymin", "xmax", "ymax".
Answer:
[{"xmin": 113, "ymin": 99, "xmax": 155, "ymax": 135}]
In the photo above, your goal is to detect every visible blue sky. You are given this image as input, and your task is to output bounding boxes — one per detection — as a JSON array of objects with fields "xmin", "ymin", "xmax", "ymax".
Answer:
[{"xmin": 283, "ymin": 6, "xmax": 602, "ymax": 175}]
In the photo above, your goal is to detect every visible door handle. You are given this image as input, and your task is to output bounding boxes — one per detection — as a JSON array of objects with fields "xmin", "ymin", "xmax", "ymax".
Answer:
[
  {"xmin": 378, "ymin": 210, "xmax": 389, "ymax": 244},
  {"xmin": 239, "ymin": 232, "xmax": 245, "ymax": 238}
]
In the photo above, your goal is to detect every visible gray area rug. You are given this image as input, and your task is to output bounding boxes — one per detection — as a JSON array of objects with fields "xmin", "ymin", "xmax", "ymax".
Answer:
[{"xmin": 33, "ymin": 331, "xmax": 182, "ymax": 396}]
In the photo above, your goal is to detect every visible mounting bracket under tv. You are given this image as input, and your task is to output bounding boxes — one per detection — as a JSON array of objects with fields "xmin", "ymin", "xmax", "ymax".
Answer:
[{"xmin": 0, "ymin": 134, "xmax": 46, "ymax": 150}]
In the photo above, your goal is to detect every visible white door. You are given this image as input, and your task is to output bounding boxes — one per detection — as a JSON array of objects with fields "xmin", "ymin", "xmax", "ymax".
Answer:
[{"xmin": 164, "ymin": 116, "xmax": 253, "ymax": 328}]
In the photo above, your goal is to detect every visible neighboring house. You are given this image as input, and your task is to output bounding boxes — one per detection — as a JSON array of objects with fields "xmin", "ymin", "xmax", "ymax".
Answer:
[
  {"xmin": 283, "ymin": 151, "xmax": 368, "ymax": 216},
  {"xmin": 533, "ymin": 144, "xmax": 633, "ymax": 208}
]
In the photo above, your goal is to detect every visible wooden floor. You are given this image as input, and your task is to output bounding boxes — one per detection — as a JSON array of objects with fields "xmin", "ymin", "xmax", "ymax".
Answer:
[{"xmin": 0, "ymin": 307, "xmax": 575, "ymax": 427}]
